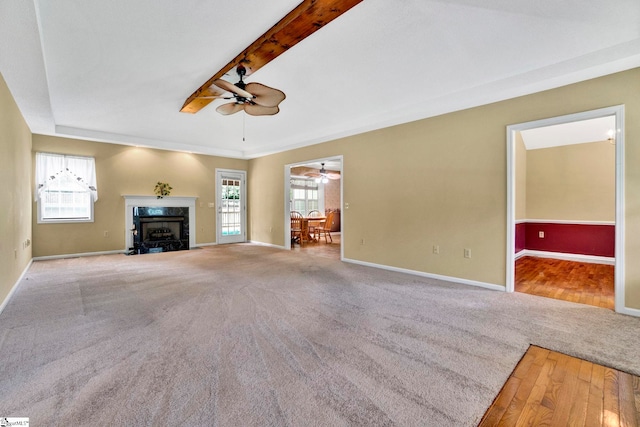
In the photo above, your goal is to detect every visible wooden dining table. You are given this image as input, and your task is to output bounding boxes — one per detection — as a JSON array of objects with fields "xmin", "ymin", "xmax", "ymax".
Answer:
[{"xmin": 300, "ymin": 216, "xmax": 325, "ymax": 243}]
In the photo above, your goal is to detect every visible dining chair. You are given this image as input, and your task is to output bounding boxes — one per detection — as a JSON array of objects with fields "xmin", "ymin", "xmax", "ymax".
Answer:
[
  {"xmin": 307, "ymin": 210, "xmax": 323, "ymax": 237},
  {"xmin": 314, "ymin": 211, "xmax": 334, "ymax": 243},
  {"xmin": 290, "ymin": 211, "xmax": 304, "ymax": 247}
]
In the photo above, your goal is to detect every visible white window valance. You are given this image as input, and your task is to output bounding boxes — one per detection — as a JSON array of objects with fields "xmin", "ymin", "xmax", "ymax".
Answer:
[{"xmin": 35, "ymin": 152, "xmax": 98, "ymax": 202}]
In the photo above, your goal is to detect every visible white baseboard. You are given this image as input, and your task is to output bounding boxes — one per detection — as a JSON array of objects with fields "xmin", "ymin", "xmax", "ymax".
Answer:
[
  {"xmin": 33, "ymin": 249, "xmax": 124, "ymax": 261},
  {"xmin": 194, "ymin": 243, "xmax": 217, "ymax": 248},
  {"xmin": 198, "ymin": 241, "xmax": 288, "ymax": 250},
  {"xmin": 519, "ymin": 250, "xmax": 615, "ymax": 265},
  {"xmin": 0, "ymin": 259, "xmax": 33, "ymax": 315},
  {"xmin": 617, "ymin": 306, "xmax": 640, "ymax": 318},
  {"xmin": 342, "ymin": 258, "xmax": 505, "ymax": 292},
  {"xmin": 248, "ymin": 240, "xmax": 287, "ymax": 250}
]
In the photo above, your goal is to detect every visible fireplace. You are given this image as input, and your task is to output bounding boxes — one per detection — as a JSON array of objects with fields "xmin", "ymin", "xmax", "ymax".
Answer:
[
  {"xmin": 132, "ymin": 207, "xmax": 189, "ymax": 254},
  {"xmin": 123, "ymin": 196, "xmax": 197, "ymax": 254}
]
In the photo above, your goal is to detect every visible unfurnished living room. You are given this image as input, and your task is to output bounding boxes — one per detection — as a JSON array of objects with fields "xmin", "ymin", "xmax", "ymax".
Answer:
[{"xmin": 1, "ymin": 1, "xmax": 640, "ymax": 426}]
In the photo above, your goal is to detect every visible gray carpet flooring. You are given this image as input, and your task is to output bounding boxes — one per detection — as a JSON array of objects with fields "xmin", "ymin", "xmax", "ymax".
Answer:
[{"xmin": 1, "ymin": 244, "xmax": 638, "ymax": 426}]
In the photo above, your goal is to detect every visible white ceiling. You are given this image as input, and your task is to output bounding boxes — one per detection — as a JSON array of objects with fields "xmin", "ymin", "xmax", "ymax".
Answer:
[
  {"xmin": 295, "ymin": 159, "xmax": 342, "ymax": 172},
  {"xmin": 521, "ymin": 116, "xmax": 616, "ymax": 150},
  {"xmin": 1, "ymin": 0, "xmax": 639, "ymax": 159}
]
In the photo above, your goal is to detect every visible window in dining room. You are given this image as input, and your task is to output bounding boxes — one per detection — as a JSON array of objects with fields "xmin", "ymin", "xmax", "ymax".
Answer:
[{"xmin": 290, "ymin": 178, "xmax": 323, "ymax": 213}]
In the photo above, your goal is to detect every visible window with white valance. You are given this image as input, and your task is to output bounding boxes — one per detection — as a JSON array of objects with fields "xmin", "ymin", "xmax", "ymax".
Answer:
[{"xmin": 35, "ymin": 152, "xmax": 98, "ymax": 223}]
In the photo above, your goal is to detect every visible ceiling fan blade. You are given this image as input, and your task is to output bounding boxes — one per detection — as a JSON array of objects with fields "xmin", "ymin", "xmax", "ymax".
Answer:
[
  {"xmin": 216, "ymin": 103, "xmax": 244, "ymax": 116},
  {"xmin": 179, "ymin": 86, "xmax": 226, "ymax": 113},
  {"xmin": 245, "ymin": 82, "xmax": 286, "ymax": 107},
  {"xmin": 326, "ymin": 173, "xmax": 341, "ymax": 180},
  {"xmin": 213, "ymin": 79, "xmax": 253, "ymax": 99},
  {"xmin": 304, "ymin": 172, "xmax": 322, "ymax": 178},
  {"xmin": 244, "ymin": 104, "xmax": 280, "ymax": 116}
]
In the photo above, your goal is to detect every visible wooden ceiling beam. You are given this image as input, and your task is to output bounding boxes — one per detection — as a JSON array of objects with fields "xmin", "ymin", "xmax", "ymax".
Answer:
[{"xmin": 180, "ymin": 0, "xmax": 363, "ymax": 114}]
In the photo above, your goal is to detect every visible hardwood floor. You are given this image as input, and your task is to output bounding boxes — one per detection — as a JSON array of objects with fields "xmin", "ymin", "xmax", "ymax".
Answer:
[
  {"xmin": 479, "ymin": 345, "xmax": 640, "ymax": 427},
  {"xmin": 515, "ymin": 256, "xmax": 614, "ymax": 310},
  {"xmin": 291, "ymin": 231, "xmax": 341, "ymax": 258}
]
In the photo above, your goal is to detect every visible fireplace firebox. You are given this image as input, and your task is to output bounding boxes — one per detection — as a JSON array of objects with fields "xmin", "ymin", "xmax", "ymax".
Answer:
[{"xmin": 131, "ymin": 206, "xmax": 189, "ymax": 254}]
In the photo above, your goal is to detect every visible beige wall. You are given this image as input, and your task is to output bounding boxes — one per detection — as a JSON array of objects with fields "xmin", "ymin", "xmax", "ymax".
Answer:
[
  {"xmin": 5, "ymin": 68, "xmax": 640, "ymax": 310},
  {"xmin": 31, "ymin": 136, "xmax": 248, "ymax": 257},
  {"xmin": 0, "ymin": 73, "xmax": 32, "ymax": 306},
  {"xmin": 526, "ymin": 141, "xmax": 615, "ymax": 221},
  {"xmin": 249, "ymin": 110, "xmax": 509, "ymax": 286},
  {"xmin": 515, "ymin": 132, "xmax": 527, "ymax": 220},
  {"xmin": 248, "ymin": 68, "xmax": 640, "ymax": 308}
]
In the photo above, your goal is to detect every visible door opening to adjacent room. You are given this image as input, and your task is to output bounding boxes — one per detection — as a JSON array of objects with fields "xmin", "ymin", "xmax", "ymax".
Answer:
[
  {"xmin": 285, "ymin": 156, "xmax": 343, "ymax": 259},
  {"xmin": 506, "ymin": 106, "xmax": 624, "ymax": 313}
]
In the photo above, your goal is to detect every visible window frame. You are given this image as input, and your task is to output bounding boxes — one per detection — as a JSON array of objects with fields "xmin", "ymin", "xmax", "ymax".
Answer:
[
  {"xmin": 290, "ymin": 176, "xmax": 324, "ymax": 214},
  {"xmin": 36, "ymin": 153, "xmax": 97, "ymax": 224}
]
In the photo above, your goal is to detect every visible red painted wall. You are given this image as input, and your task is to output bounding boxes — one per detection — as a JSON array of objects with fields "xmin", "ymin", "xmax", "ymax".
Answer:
[
  {"xmin": 515, "ymin": 222, "xmax": 526, "ymax": 253},
  {"xmin": 515, "ymin": 222, "xmax": 615, "ymax": 257}
]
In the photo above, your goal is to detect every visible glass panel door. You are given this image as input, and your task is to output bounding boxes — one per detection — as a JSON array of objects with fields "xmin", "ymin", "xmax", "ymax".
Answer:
[{"xmin": 216, "ymin": 169, "xmax": 246, "ymax": 244}]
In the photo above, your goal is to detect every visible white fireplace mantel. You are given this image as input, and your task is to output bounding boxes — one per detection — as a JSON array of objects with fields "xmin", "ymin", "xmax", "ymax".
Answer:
[{"xmin": 123, "ymin": 195, "xmax": 197, "ymax": 250}]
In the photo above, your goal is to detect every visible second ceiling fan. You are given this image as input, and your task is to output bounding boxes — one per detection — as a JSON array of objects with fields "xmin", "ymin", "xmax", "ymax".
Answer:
[{"xmin": 305, "ymin": 163, "xmax": 341, "ymax": 182}]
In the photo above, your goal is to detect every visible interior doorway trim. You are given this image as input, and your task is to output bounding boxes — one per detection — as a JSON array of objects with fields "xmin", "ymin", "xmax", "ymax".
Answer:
[
  {"xmin": 284, "ymin": 155, "xmax": 343, "ymax": 260},
  {"xmin": 506, "ymin": 105, "xmax": 626, "ymax": 314}
]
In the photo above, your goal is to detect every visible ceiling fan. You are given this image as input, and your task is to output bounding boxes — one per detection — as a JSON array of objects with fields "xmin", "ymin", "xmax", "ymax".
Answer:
[
  {"xmin": 203, "ymin": 65, "xmax": 285, "ymax": 116},
  {"xmin": 180, "ymin": 0, "xmax": 363, "ymax": 115},
  {"xmin": 305, "ymin": 163, "xmax": 341, "ymax": 182}
]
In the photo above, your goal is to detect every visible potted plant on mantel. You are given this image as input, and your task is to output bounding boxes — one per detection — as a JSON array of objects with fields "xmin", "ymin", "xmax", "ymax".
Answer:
[{"xmin": 154, "ymin": 182, "xmax": 172, "ymax": 199}]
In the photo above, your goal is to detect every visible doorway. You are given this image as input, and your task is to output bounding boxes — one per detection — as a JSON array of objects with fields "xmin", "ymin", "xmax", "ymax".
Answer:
[
  {"xmin": 506, "ymin": 106, "xmax": 625, "ymax": 312},
  {"xmin": 216, "ymin": 169, "xmax": 247, "ymax": 244},
  {"xmin": 284, "ymin": 156, "xmax": 343, "ymax": 259}
]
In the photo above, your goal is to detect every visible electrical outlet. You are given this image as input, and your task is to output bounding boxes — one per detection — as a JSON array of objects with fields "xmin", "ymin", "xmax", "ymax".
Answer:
[
  {"xmin": 360, "ymin": 238, "xmax": 365, "ymax": 245},
  {"xmin": 538, "ymin": 231, "xmax": 545, "ymax": 238},
  {"xmin": 464, "ymin": 248, "xmax": 471, "ymax": 259},
  {"xmin": 433, "ymin": 245, "xmax": 440, "ymax": 254},
  {"xmin": 104, "ymin": 231, "xmax": 109, "ymax": 238}
]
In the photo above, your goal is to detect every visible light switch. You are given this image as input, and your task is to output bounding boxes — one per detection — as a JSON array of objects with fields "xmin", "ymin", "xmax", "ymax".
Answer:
[{"xmin": 539, "ymin": 231, "xmax": 544, "ymax": 238}]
